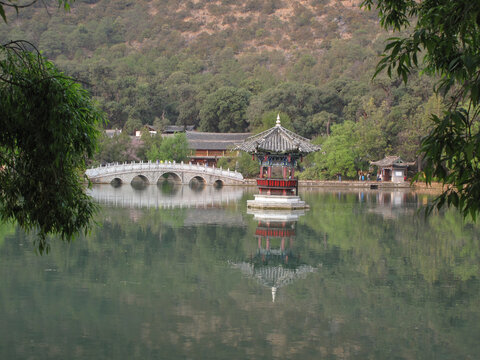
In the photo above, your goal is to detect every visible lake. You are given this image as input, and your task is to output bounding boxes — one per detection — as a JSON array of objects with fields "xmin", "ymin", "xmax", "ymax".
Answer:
[{"xmin": 1, "ymin": 184, "xmax": 479, "ymax": 359}]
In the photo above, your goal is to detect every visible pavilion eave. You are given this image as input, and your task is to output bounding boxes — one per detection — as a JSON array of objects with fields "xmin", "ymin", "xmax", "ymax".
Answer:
[{"xmin": 235, "ymin": 116, "xmax": 320, "ymax": 155}]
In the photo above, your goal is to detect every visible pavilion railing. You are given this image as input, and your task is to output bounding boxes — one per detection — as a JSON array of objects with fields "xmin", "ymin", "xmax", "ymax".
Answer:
[{"xmin": 256, "ymin": 178, "xmax": 298, "ymax": 188}]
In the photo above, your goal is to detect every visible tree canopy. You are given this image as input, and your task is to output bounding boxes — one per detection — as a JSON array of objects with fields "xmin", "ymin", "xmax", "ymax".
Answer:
[
  {"xmin": 362, "ymin": 0, "xmax": 480, "ymax": 219},
  {"xmin": 145, "ymin": 133, "xmax": 189, "ymax": 163},
  {"xmin": 199, "ymin": 87, "xmax": 251, "ymax": 133},
  {"xmin": 0, "ymin": 4, "xmax": 104, "ymax": 253}
]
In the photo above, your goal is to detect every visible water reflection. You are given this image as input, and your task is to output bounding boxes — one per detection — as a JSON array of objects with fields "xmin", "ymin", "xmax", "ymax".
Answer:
[
  {"xmin": 156, "ymin": 179, "xmax": 181, "ymax": 195},
  {"xmin": 88, "ymin": 183, "xmax": 246, "ymax": 209},
  {"xmin": 232, "ymin": 209, "xmax": 317, "ymax": 302},
  {"xmin": 367, "ymin": 191, "xmax": 418, "ymax": 219},
  {"xmin": 1, "ymin": 187, "xmax": 480, "ymax": 359},
  {"xmin": 301, "ymin": 188, "xmax": 422, "ymax": 219}
]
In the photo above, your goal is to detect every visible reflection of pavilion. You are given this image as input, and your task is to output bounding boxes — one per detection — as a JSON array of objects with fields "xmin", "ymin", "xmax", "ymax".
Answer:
[
  {"xmin": 231, "ymin": 209, "xmax": 316, "ymax": 302},
  {"xmin": 366, "ymin": 191, "xmax": 418, "ymax": 219}
]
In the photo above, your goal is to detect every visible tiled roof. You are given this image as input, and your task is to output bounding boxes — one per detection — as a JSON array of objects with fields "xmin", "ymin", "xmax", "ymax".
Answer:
[
  {"xmin": 235, "ymin": 125, "xmax": 320, "ymax": 154},
  {"xmin": 163, "ymin": 125, "xmax": 195, "ymax": 133},
  {"xmin": 186, "ymin": 131, "xmax": 252, "ymax": 150},
  {"xmin": 370, "ymin": 156, "xmax": 415, "ymax": 167}
]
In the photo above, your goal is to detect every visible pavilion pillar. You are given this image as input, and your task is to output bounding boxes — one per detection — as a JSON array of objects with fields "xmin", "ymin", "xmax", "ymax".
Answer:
[
  {"xmin": 267, "ymin": 166, "xmax": 272, "ymax": 178},
  {"xmin": 283, "ymin": 166, "xmax": 287, "ymax": 179},
  {"xmin": 260, "ymin": 166, "xmax": 264, "ymax": 178}
]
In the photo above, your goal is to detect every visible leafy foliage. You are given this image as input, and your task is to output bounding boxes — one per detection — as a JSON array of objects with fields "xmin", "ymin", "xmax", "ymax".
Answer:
[
  {"xmin": 145, "ymin": 133, "xmax": 189, "ymax": 163},
  {"xmin": 313, "ymin": 121, "xmax": 359, "ymax": 179},
  {"xmin": 0, "ymin": 1, "xmax": 72, "ymax": 23},
  {"xmin": 0, "ymin": 0, "xmax": 462, "ymax": 182},
  {"xmin": 0, "ymin": 40, "xmax": 104, "ymax": 253},
  {"xmin": 199, "ymin": 87, "xmax": 251, "ymax": 133},
  {"xmin": 252, "ymin": 111, "xmax": 294, "ymax": 133},
  {"xmin": 95, "ymin": 131, "xmax": 132, "ymax": 164},
  {"xmin": 362, "ymin": 0, "xmax": 480, "ymax": 218},
  {"xmin": 217, "ymin": 152, "xmax": 258, "ymax": 178}
]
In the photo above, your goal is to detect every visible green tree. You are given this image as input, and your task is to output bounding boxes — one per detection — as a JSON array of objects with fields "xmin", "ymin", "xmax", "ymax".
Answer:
[
  {"xmin": 314, "ymin": 121, "xmax": 359, "ymax": 179},
  {"xmin": 305, "ymin": 111, "xmax": 338, "ymax": 137},
  {"xmin": 0, "ymin": 41, "xmax": 104, "ymax": 253},
  {"xmin": 94, "ymin": 131, "xmax": 132, "ymax": 164},
  {"xmin": 362, "ymin": 0, "xmax": 480, "ymax": 219},
  {"xmin": 0, "ymin": 0, "xmax": 71, "ymax": 22},
  {"xmin": 146, "ymin": 133, "xmax": 189, "ymax": 162},
  {"xmin": 123, "ymin": 116, "xmax": 142, "ymax": 135},
  {"xmin": 142, "ymin": 133, "xmax": 163, "ymax": 161},
  {"xmin": 135, "ymin": 129, "xmax": 159, "ymax": 160},
  {"xmin": 246, "ymin": 82, "xmax": 343, "ymax": 138},
  {"xmin": 237, "ymin": 152, "xmax": 259, "ymax": 178},
  {"xmin": 217, "ymin": 152, "xmax": 258, "ymax": 178},
  {"xmin": 355, "ymin": 98, "xmax": 389, "ymax": 164},
  {"xmin": 253, "ymin": 111, "xmax": 294, "ymax": 133},
  {"xmin": 397, "ymin": 95, "xmax": 445, "ymax": 168},
  {"xmin": 199, "ymin": 86, "xmax": 251, "ymax": 133}
]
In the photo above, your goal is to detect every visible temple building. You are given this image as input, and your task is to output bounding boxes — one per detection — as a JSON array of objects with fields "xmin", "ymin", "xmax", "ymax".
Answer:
[
  {"xmin": 235, "ymin": 115, "xmax": 320, "ymax": 209},
  {"xmin": 187, "ymin": 131, "xmax": 251, "ymax": 166},
  {"xmin": 370, "ymin": 156, "xmax": 415, "ymax": 183}
]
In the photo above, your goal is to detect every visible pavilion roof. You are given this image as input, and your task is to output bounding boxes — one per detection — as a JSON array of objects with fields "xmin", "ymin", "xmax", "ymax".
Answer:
[
  {"xmin": 231, "ymin": 262, "xmax": 316, "ymax": 288},
  {"xmin": 235, "ymin": 116, "xmax": 320, "ymax": 155},
  {"xmin": 370, "ymin": 156, "xmax": 415, "ymax": 168}
]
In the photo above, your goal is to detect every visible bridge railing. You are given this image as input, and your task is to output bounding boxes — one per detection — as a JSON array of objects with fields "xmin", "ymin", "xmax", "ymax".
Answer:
[{"xmin": 86, "ymin": 161, "xmax": 244, "ymax": 180}]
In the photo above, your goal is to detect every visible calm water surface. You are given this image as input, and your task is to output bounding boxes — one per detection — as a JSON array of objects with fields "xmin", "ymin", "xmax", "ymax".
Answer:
[{"xmin": 1, "ymin": 184, "xmax": 480, "ymax": 359}]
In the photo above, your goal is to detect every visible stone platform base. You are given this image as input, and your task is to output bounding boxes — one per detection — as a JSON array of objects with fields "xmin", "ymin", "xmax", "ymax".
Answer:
[
  {"xmin": 247, "ymin": 194, "xmax": 309, "ymax": 210},
  {"xmin": 247, "ymin": 208, "xmax": 306, "ymax": 221}
]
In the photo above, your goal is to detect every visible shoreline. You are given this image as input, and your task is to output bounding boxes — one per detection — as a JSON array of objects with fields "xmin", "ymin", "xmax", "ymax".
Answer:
[{"xmin": 243, "ymin": 179, "xmax": 443, "ymax": 190}]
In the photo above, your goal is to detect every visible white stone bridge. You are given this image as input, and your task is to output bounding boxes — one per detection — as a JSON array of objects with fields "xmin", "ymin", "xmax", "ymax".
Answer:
[{"xmin": 85, "ymin": 161, "xmax": 244, "ymax": 186}]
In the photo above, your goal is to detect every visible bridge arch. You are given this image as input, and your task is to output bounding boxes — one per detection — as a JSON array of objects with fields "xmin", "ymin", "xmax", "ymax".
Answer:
[
  {"xmin": 111, "ymin": 177, "xmax": 122, "ymax": 187},
  {"xmin": 85, "ymin": 162, "xmax": 244, "ymax": 186},
  {"xmin": 213, "ymin": 179, "xmax": 224, "ymax": 188},
  {"xmin": 189, "ymin": 176, "xmax": 206, "ymax": 190},
  {"xmin": 155, "ymin": 172, "xmax": 182, "ymax": 185},
  {"xmin": 131, "ymin": 174, "xmax": 150, "ymax": 185}
]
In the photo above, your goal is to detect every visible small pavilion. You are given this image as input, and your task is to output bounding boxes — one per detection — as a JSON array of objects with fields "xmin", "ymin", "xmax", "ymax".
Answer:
[
  {"xmin": 370, "ymin": 156, "xmax": 415, "ymax": 183},
  {"xmin": 236, "ymin": 115, "xmax": 320, "ymax": 209}
]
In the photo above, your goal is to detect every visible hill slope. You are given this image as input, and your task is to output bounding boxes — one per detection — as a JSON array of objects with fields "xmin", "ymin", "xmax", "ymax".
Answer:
[{"xmin": 0, "ymin": 0, "xmax": 437, "ymax": 174}]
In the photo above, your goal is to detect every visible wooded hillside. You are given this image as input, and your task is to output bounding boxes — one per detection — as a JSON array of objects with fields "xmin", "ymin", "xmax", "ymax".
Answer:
[{"xmin": 0, "ymin": 0, "xmax": 438, "ymax": 177}]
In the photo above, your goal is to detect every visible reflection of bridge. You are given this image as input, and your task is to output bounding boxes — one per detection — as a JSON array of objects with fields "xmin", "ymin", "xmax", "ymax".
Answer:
[
  {"xmin": 85, "ymin": 161, "xmax": 244, "ymax": 186},
  {"xmin": 88, "ymin": 184, "xmax": 246, "ymax": 209}
]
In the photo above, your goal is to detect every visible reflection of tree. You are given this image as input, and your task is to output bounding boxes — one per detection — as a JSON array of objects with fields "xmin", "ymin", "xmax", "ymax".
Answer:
[
  {"xmin": 301, "ymin": 190, "xmax": 480, "ymax": 283},
  {"xmin": 0, "ymin": 222, "xmax": 15, "ymax": 250},
  {"xmin": 1, "ymin": 191, "xmax": 480, "ymax": 359}
]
